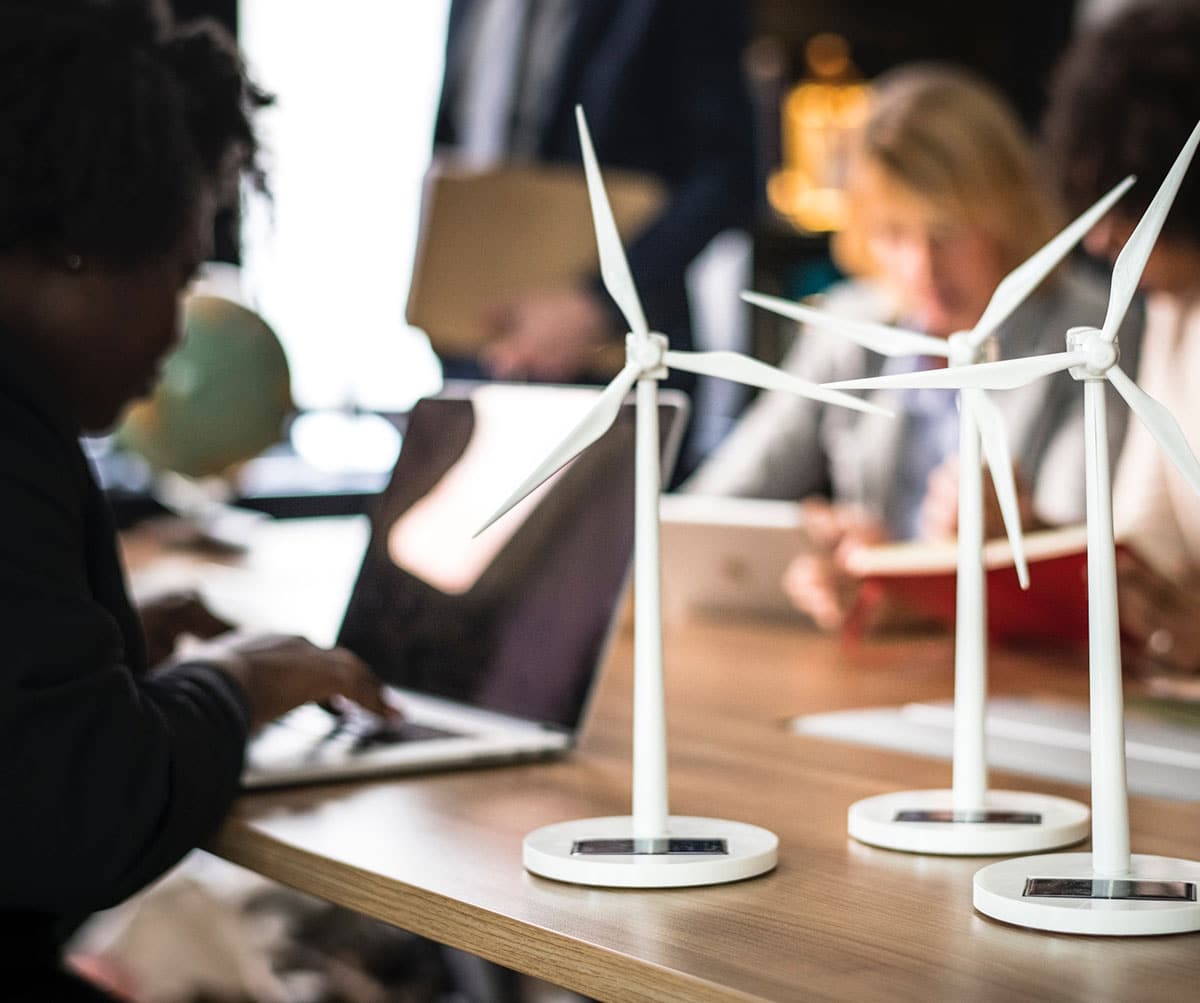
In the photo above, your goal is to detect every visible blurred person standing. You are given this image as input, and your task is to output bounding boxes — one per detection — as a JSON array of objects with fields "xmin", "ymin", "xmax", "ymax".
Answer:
[{"xmin": 430, "ymin": 0, "xmax": 758, "ymax": 479}]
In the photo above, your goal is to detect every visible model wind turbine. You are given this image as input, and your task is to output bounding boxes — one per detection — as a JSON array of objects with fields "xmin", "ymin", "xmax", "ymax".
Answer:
[
  {"xmin": 825, "ymin": 121, "xmax": 1200, "ymax": 934},
  {"xmin": 477, "ymin": 106, "xmax": 889, "ymax": 888},
  {"xmin": 741, "ymin": 177, "xmax": 1132, "ymax": 856}
]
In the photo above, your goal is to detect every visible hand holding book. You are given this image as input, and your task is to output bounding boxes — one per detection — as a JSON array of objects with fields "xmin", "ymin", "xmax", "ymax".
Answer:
[
  {"xmin": 841, "ymin": 524, "xmax": 1111, "ymax": 649},
  {"xmin": 780, "ymin": 498, "xmax": 887, "ymax": 631},
  {"xmin": 1117, "ymin": 548, "xmax": 1200, "ymax": 682}
]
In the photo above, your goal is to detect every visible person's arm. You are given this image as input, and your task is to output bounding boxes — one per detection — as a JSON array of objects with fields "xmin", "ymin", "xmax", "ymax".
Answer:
[
  {"xmin": 138, "ymin": 589, "xmax": 233, "ymax": 669},
  {"xmin": 682, "ymin": 328, "xmax": 848, "ymax": 499},
  {"xmin": 478, "ymin": 285, "xmax": 618, "ymax": 382},
  {"xmin": 780, "ymin": 498, "xmax": 888, "ymax": 630},
  {"xmin": 1116, "ymin": 549, "xmax": 1200, "ymax": 677},
  {"xmin": 0, "ymin": 414, "xmax": 248, "ymax": 917},
  {"xmin": 0, "ymin": 428, "xmax": 396, "ymax": 921},
  {"xmin": 479, "ymin": 1, "xmax": 757, "ymax": 381}
]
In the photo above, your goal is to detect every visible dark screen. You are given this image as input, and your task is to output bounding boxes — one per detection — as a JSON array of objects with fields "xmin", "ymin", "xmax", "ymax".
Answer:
[{"xmin": 338, "ymin": 384, "xmax": 686, "ymax": 730}]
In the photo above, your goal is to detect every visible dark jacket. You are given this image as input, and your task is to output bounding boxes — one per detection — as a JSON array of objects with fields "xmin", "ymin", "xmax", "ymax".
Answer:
[
  {"xmin": 435, "ymin": 0, "xmax": 757, "ymax": 370},
  {"xmin": 0, "ymin": 332, "xmax": 249, "ymax": 976}
]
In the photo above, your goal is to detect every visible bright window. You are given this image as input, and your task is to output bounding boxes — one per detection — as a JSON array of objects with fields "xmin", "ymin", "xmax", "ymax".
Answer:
[{"xmin": 237, "ymin": 1, "xmax": 451, "ymax": 413}]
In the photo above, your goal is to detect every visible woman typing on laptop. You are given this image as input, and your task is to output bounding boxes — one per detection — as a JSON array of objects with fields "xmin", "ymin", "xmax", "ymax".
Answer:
[{"xmin": 0, "ymin": 4, "xmax": 392, "ymax": 997}]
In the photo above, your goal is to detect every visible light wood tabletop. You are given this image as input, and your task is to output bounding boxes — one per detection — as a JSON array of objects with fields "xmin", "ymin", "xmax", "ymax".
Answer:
[{"xmin": 124, "ymin": 517, "xmax": 1200, "ymax": 1003}]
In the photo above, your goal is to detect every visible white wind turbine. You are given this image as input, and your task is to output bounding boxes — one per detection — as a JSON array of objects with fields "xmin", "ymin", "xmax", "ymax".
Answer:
[
  {"xmin": 824, "ymin": 120, "xmax": 1200, "ymax": 934},
  {"xmin": 479, "ymin": 106, "xmax": 890, "ymax": 889},
  {"xmin": 742, "ymin": 177, "xmax": 1133, "ymax": 856}
]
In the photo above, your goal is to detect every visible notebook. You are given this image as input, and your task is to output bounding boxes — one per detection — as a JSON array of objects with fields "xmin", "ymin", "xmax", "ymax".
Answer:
[
  {"xmin": 659, "ymin": 494, "xmax": 810, "ymax": 622},
  {"xmin": 242, "ymin": 382, "xmax": 689, "ymax": 788},
  {"xmin": 841, "ymin": 524, "xmax": 1129, "ymax": 648}
]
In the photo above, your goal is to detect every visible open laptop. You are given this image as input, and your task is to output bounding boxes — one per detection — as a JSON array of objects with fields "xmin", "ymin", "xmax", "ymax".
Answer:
[
  {"xmin": 659, "ymin": 493, "xmax": 809, "ymax": 622},
  {"xmin": 243, "ymin": 382, "xmax": 689, "ymax": 788}
]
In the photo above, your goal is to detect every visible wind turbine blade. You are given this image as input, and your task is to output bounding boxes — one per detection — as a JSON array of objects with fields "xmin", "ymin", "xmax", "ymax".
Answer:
[
  {"xmin": 824, "ymin": 351, "xmax": 1086, "ymax": 392},
  {"xmin": 1107, "ymin": 364, "xmax": 1200, "ymax": 498},
  {"xmin": 968, "ymin": 175, "xmax": 1136, "ymax": 350},
  {"xmin": 740, "ymin": 290, "xmax": 947, "ymax": 358},
  {"xmin": 664, "ymin": 349, "xmax": 891, "ymax": 417},
  {"xmin": 575, "ymin": 105, "xmax": 648, "ymax": 338},
  {"xmin": 1101, "ymin": 119, "xmax": 1200, "ymax": 343},
  {"xmin": 963, "ymin": 389, "xmax": 1029, "ymax": 589},
  {"xmin": 474, "ymin": 364, "xmax": 641, "ymax": 536}
]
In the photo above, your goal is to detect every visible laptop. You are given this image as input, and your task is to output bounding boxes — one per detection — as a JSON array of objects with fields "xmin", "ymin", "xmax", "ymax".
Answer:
[
  {"xmin": 242, "ymin": 382, "xmax": 689, "ymax": 788},
  {"xmin": 659, "ymin": 493, "xmax": 810, "ymax": 622}
]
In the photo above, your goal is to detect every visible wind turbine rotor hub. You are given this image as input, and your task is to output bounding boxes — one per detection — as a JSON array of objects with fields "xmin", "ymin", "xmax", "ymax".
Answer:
[
  {"xmin": 947, "ymin": 330, "xmax": 985, "ymax": 367},
  {"xmin": 627, "ymin": 332, "xmax": 669, "ymax": 379},
  {"xmin": 1067, "ymin": 326, "xmax": 1118, "ymax": 380}
]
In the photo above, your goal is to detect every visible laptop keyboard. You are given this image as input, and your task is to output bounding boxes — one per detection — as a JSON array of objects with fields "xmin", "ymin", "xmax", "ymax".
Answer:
[
  {"xmin": 264, "ymin": 703, "xmax": 461, "ymax": 759},
  {"xmin": 340, "ymin": 714, "xmax": 459, "ymax": 752}
]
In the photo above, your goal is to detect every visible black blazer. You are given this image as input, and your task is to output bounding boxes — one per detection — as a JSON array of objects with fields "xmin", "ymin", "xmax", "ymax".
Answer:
[
  {"xmin": 0, "ymin": 332, "xmax": 249, "ymax": 977},
  {"xmin": 435, "ymin": 0, "xmax": 757, "ymax": 364}
]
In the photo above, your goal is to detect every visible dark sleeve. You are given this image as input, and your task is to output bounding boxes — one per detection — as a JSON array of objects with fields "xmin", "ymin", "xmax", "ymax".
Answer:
[
  {"xmin": 620, "ymin": 0, "xmax": 756, "ymax": 310},
  {"xmin": 0, "ymin": 402, "xmax": 249, "ymax": 916}
]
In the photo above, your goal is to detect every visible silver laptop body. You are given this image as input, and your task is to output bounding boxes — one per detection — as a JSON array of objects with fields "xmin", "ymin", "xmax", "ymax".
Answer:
[{"xmin": 243, "ymin": 382, "xmax": 688, "ymax": 788}]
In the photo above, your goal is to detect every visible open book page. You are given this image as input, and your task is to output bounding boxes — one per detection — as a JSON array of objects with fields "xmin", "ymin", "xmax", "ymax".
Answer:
[{"xmin": 843, "ymin": 524, "xmax": 1091, "ymax": 576}]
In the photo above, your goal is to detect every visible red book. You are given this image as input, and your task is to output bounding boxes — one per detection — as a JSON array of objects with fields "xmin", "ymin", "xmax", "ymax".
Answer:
[{"xmin": 841, "ymin": 525, "xmax": 1130, "ymax": 649}]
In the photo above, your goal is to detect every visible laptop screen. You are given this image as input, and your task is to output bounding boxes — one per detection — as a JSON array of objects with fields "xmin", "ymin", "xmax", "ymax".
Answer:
[{"xmin": 337, "ymin": 383, "xmax": 687, "ymax": 731}]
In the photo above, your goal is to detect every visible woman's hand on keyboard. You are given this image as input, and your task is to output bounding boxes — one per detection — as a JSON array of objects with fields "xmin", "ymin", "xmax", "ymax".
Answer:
[
  {"xmin": 137, "ymin": 589, "xmax": 234, "ymax": 670},
  {"xmin": 176, "ymin": 631, "xmax": 398, "ymax": 730}
]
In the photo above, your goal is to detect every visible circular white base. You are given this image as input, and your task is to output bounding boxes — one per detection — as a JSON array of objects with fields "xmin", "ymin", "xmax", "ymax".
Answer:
[
  {"xmin": 975, "ymin": 853, "xmax": 1200, "ymax": 935},
  {"xmin": 848, "ymin": 789, "xmax": 1090, "ymax": 855},
  {"xmin": 523, "ymin": 815, "xmax": 778, "ymax": 888}
]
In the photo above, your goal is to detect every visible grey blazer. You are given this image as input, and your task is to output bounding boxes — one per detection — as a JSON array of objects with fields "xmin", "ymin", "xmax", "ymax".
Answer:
[{"xmin": 685, "ymin": 262, "xmax": 1143, "ymax": 531}]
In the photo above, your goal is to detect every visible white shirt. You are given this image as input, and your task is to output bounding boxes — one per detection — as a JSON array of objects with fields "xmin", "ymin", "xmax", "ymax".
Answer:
[
  {"xmin": 455, "ymin": 0, "xmax": 527, "ymax": 167},
  {"xmin": 454, "ymin": 0, "xmax": 577, "ymax": 167},
  {"xmin": 1113, "ymin": 289, "xmax": 1200, "ymax": 575}
]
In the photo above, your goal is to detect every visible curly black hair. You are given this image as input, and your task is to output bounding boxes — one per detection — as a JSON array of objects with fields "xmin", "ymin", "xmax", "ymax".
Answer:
[
  {"xmin": 0, "ymin": 0, "xmax": 272, "ymax": 267},
  {"xmin": 1041, "ymin": 0, "xmax": 1200, "ymax": 247}
]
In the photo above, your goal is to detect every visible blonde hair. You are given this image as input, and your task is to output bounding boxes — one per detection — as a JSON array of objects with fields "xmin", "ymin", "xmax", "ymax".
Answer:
[{"xmin": 833, "ymin": 64, "xmax": 1062, "ymax": 279}]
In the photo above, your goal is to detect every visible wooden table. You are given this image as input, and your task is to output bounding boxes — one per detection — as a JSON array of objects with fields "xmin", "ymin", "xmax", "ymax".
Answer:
[{"xmin": 124, "ymin": 518, "xmax": 1200, "ymax": 1002}]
